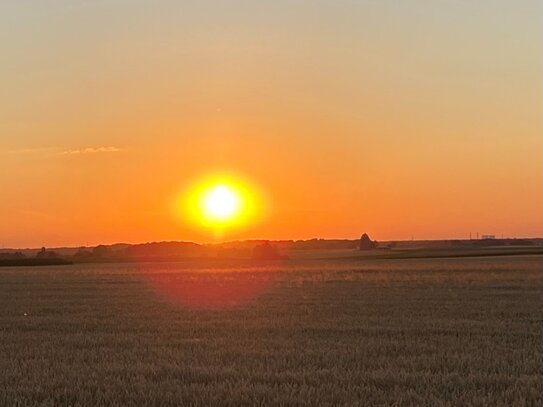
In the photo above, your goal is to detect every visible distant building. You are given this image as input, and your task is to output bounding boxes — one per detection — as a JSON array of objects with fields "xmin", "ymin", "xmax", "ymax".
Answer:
[{"xmin": 481, "ymin": 235, "xmax": 495, "ymax": 240}]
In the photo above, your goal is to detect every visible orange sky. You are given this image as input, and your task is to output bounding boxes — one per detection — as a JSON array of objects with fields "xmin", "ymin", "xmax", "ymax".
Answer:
[{"xmin": 1, "ymin": 1, "xmax": 542, "ymax": 248}]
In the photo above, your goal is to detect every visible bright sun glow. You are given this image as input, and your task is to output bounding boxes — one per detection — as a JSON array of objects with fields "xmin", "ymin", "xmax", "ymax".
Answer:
[
  {"xmin": 180, "ymin": 173, "xmax": 264, "ymax": 232},
  {"xmin": 203, "ymin": 185, "xmax": 239, "ymax": 220}
]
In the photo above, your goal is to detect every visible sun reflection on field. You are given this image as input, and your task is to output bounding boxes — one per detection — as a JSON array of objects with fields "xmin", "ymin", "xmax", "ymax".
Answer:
[{"xmin": 144, "ymin": 267, "xmax": 278, "ymax": 309}]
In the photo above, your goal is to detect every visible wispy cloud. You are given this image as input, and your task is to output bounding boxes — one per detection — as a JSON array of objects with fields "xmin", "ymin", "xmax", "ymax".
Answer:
[
  {"xmin": 61, "ymin": 146, "xmax": 122, "ymax": 155},
  {"xmin": 1, "ymin": 146, "xmax": 123, "ymax": 157}
]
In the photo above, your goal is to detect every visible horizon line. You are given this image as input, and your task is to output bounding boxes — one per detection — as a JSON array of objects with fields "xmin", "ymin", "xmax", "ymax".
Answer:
[{"xmin": 2, "ymin": 235, "xmax": 542, "ymax": 251}]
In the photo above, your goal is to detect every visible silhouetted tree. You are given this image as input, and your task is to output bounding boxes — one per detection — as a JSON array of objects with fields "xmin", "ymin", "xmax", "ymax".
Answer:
[
  {"xmin": 252, "ymin": 241, "xmax": 285, "ymax": 260},
  {"xmin": 359, "ymin": 233, "xmax": 377, "ymax": 250},
  {"xmin": 0, "ymin": 251, "xmax": 25, "ymax": 259},
  {"xmin": 92, "ymin": 245, "xmax": 111, "ymax": 259},
  {"xmin": 74, "ymin": 248, "xmax": 92, "ymax": 259},
  {"xmin": 36, "ymin": 247, "xmax": 59, "ymax": 258}
]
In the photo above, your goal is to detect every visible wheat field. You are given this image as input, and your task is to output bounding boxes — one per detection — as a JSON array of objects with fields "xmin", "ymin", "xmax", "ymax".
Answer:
[{"xmin": 1, "ymin": 255, "xmax": 541, "ymax": 406}]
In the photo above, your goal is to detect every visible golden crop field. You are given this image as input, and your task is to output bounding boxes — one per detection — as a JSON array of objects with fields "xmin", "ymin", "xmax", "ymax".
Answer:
[{"xmin": 1, "ymin": 255, "xmax": 541, "ymax": 406}]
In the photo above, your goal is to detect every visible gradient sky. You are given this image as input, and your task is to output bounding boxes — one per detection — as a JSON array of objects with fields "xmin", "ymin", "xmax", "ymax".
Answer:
[{"xmin": 1, "ymin": 0, "xmax": 542, "ymax": 248}]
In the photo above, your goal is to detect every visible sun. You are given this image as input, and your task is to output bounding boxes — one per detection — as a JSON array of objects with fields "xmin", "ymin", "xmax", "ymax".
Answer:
[
  {"xmin": 194, "ymin": 179, "xmax": 247, "ymax": 227},
  {"xmin": 202, "ymin": 185, "xmax": 239, "ymax": 220},
  {"xmin": 180, "ymin": 172, "xmax": 265, "ymax": 232}
]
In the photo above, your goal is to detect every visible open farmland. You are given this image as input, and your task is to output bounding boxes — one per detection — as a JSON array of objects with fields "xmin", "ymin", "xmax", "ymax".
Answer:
[{"xmin": 1, "ymin": 255, "xmax": 541, "ymax": 406}]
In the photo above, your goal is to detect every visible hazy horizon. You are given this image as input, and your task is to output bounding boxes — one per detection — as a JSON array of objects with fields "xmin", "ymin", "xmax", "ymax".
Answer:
[{"xmin": 2, "ymin": 234, "xmax": 542, "ymax": 252}]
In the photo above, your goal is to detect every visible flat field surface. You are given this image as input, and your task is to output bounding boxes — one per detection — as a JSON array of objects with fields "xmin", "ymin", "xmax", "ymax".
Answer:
[{"xmin": 1, "ymin": 255, "xmax": 541, "ymax": 406}]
